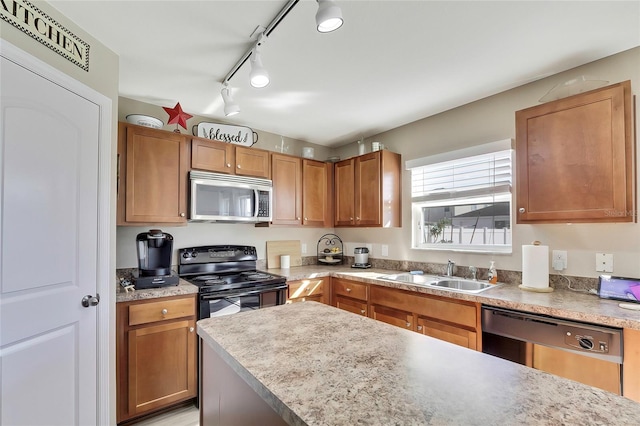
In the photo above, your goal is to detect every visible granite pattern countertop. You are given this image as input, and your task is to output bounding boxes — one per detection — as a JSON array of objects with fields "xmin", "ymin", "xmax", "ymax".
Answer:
[
  {"xmin": 198, "ymin": 302, "xmax": 640, "ymax": 426},
  {"xmin": 268, "ymin": 265, "xmax": 640, "ymax": 330},
  {"xmin": 115, "ymin": 269, "xmax": 198, "ymax": 303}
]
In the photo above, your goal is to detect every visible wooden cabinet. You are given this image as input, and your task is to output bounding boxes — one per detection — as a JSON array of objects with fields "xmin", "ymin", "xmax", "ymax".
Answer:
[
  {"xmin": 623, "ymin": 328, "xmax": 640, "ymax": 402},
  {"xmin": 287, "ymin": 278, "xmax": 327, "ymax": 304},
  {"xmin": 532, "ymin": 344, "xmax": 620, "ymax": 395},
  {"xmin": 191, "ymin": 136, "xmax": 270, "ymax": 178},
  {"xmin": 271, "ymin": 153, "xmax": 332, "ymax": 226},
  {"xmin": 369, "ymin": 285, "xmax": 481, "ymax": 350},
  {"xmin": 116, "ymin": 295, "xmax": 197, "ymax": 423},
  {"xmin": 416, "ymin": 317, "xmax": 477, "ymax": 350},
  {"xmin": 302, "ymin": 159, "xmax": 333, "ymax": 227},
  {"xmin": 271, "ymin": 153, "xmax": 302, "ymax": 225},
  {"xmin": 515, "ymin": 80, "xmax": 634, "ymax": 223},
  {"xmin": 334, "ymin": 150, "xmax": 401, "ymax": 227},
  {"xmin": 117, "ymin": 123, "xmax": 189, "ymax": 225},
  {"xmin": 370, "ymin": 304, "xmax": 414, "ymax": 331},
  {"xmin": 331, "ymin": 278, "xmax": 368, "ymax": 316}
]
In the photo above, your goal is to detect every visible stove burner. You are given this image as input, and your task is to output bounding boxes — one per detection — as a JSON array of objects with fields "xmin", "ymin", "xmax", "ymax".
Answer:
[
  {"xmin": 204, "ymin": 279, "xmax": 225, "ymax": 285},
  {"xmin": 242, "ymin": 272, "xmax": 272, "ymax": 281},
  {"xmin": 193, "ymin": 275, "xmax": 221, "ymax": 281}
]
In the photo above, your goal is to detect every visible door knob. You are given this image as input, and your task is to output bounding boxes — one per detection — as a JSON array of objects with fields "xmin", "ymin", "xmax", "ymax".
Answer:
[{"xmin": 81, "ymin": 294, "xmax": 100, "ymax": 308}]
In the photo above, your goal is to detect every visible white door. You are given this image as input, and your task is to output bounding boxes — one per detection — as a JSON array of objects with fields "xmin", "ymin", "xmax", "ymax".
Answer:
[{"xmin": 1, "ymin": 44, "xmax": 108, "ymax": 425}]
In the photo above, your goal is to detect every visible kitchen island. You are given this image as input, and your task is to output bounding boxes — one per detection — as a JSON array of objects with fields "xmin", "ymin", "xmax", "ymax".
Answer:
[{"xmin": 197, "ymin": 301, "xmax": 640, "ymax": 425}]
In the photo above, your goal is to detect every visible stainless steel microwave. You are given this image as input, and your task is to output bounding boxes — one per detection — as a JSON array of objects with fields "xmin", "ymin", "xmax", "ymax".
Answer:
[{"xmin": 189, "ymin": 171, "xmax": 272, "ymax": 223}]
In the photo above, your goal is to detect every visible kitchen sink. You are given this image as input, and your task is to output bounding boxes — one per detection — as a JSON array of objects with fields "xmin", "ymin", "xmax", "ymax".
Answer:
[
  {"xmin": 430, "ymin": 279, "xmax": 494, "ymax": 293},
  {"xmin": 377, "ymin": 273, "xmax": 499, "ymax": 294}
]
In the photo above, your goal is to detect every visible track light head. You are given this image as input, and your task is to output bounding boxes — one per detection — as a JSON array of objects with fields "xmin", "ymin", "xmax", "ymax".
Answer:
[
  {"xmin": 250, "ymin": 45, "xmax": 270, "ymax": 88},
  {"xmin": 221, "ymin": 84, "xmax": 240, "ymax": 117},
  {"xmin": 316, "ymin": 0, "xmax": 343, "ymax": 33}
]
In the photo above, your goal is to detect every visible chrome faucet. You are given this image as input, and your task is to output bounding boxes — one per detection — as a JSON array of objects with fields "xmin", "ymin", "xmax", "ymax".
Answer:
[
  {"xmin": 469, "ymin": 266, "xmax": 478, "ymax": 281},
  {"xmin": 446, "ymin": 260, "xmax": 455, "ymax": 277}
]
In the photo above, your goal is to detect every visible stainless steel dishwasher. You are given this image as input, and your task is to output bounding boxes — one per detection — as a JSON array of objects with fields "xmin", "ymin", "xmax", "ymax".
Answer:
[{"xmin": 482, "ymin": 306, "xmax": 623, "ymax": 394}]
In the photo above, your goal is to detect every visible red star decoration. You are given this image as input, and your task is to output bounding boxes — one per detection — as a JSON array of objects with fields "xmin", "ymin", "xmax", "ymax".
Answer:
[{"xmin": 163, "ymin": 102, "xmax": 193, "ymax": 130}]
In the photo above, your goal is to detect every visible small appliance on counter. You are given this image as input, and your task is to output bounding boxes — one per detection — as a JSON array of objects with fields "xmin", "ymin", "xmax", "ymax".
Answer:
[
  {"xmin": 133, "ymin": 229, "xmax": 179, "ymax": 289},
  {"xmin": 352, "ymin": 247, "xmax": 371, "ymax": 269}
]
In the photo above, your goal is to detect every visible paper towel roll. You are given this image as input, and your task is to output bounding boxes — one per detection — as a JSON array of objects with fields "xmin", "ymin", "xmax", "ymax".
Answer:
[
  {"xmin": 522, "ymin": 244, "xmax": 549, "ymax": 289},
  {"xmin": 280, "ymin": 255, "xmax": 290, "ymax": 269}
]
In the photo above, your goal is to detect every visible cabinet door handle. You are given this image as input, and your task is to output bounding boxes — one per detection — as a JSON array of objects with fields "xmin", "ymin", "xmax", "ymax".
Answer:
[
  {"xmin": 297, "ymin": 217, "xmax": 301, "ymax": 220},
  {"xmin": 237, "ymin": 164, "xmax": 242, "ymax": 169},
  {"xmin": 406, "ymin": 322, "xmax": 411, "ymax": 328},
  {"xmin": 189, "ymin": 327, "xmax": 194, "ymax": 333},
  {"xmin": 356, "ymin": 217, "xmax": 360, "ymax": 220},
  {"xmin": 360, "ymin": 309, "xmax": 366, "ymax": 315},
  {"xmin": 349, "ymin": 217, "xmax": 353, "ymax": 220},
  {"xmin": 180, "ymin": 213, "xmax": 186, "ymax": 217},
  {"xmin": 417, "ymin": 325, "xmax": 423, "ymax": 331},
  {"xmin": 346, "ymin": 288, "xmax": 352, "ymax": 292},
  {"xmin": 226, "ymin": 163, "xmax": 231, "ymax": 168},
  {"xmin": 519, "ymin": 207, "xmax": 525, "ymax": 213},
  {"xmin": 161, "ymin": 309, "xmax": 168, "ymax": 315}
]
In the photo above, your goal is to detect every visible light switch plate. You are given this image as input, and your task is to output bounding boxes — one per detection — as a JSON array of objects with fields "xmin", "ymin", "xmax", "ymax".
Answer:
[
  {"xmin": 301, "ymin": 243, "xmax": 307, "ymax": 254},
  {"xmin": 596, "ymin": 253, "xmax": 613, "ymax": 273},
  {"xmin": 381, "ymin": 245, "xmax": 389, "ymax": 257}
]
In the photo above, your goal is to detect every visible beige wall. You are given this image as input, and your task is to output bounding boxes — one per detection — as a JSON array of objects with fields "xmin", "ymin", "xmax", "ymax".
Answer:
[{"xmin": 335, "ymin": 47, "xmax": 640, "ymax": 279}]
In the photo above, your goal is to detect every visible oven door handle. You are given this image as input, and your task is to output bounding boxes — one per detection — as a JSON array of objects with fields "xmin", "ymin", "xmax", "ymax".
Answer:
[{"xmin": 201, "ymin": 284, "xmax": 287, "ymax": 300}]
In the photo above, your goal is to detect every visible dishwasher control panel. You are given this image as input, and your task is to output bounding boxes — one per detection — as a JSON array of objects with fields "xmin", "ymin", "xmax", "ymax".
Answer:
[
  {"xmin": 564, "ymin": 330, "xmax": 609, "ymax": 354},
  {"xmin": 482, "ymin": 306, "xmax": 623, "ymax": 364}
]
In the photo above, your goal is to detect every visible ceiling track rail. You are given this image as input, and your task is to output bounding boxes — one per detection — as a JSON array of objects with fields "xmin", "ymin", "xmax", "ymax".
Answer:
[{"xmin": 222, "ymin": 0, "xmax": 300, "ymax": 84}]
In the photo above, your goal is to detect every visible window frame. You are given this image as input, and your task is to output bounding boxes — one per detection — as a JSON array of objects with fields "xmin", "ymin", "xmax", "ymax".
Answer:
[{"xmin": 408, "ymin": 143, "xmax": 513, "ymax": 254}]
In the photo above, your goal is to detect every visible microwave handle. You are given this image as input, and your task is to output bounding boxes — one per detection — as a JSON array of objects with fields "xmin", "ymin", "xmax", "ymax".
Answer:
[{"xmin": 254, "ymin": 189, "xmax": 260, "ymax": 217}]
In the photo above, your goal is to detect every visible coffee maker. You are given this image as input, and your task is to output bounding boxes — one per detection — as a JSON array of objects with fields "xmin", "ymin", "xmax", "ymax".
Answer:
[{"xmin": 133, "ymin": 229, "xmax": 179, "ymax": 289}]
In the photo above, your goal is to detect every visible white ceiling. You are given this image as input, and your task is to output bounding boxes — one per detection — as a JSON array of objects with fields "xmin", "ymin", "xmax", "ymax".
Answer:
[{"xmin": 48, "ymin": 1, "xmax": 640, "ymax": 147}]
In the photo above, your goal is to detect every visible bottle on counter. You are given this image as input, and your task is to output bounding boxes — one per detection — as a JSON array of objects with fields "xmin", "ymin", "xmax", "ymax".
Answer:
[{"xmin": 488, "ymin": 261, "xmax": 498, "ymax": 284}]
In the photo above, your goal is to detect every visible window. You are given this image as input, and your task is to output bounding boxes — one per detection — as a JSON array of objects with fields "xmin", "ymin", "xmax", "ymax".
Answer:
[{"xmin": 408, "ymin": 145, "xmax": 513, "ymax": 253}]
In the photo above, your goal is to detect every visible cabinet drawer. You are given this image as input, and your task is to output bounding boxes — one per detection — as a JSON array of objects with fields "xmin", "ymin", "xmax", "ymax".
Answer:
[
  {"xmin": 335, "ymin": 296, "xmax": 367, "ymax": 316},
  {"xmin": 417, "ymin": 318, "xmax": 477, "ymax": 350},
  {"xmin": 371, "ymin": 305, "xmax": 413, "ymax": 331},
  {"xmin": 332, "ymin": 279, "xmax": 368, "ymax": 301},
  {"xmin": 129, "ymin": 297, "xmax": 195, "ymax": 326},
  {"xmin": 288, "ymin": 279, "xmax": 324, "ymax": 299}
]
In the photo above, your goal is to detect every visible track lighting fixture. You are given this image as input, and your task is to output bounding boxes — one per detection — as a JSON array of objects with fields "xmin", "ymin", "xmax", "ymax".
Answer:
[
  {"xmin": 249, "ymin": 40, "xmax": 270, "ymax": 88},
  {"xmin": 218, "ymin": 0, "xmax": 344, "ymax": 116},
  {"xmin": 316, "ymin": 0, "xmax": 343, "ymax": 33},
  {"xmin": 221, "ymin": 83, "xmax": 240, "ymax": 116}
]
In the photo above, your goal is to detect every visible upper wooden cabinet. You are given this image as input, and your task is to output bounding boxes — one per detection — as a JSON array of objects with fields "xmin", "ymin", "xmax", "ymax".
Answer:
[
  {"xmin": 515, "ymin": 81, "xmax": 634, "ymax": 223},
  {"xmin": 191, "ymin": 136, "xmax": 270, "ymax": 179},
  {"xmin": 117, "ymin": 123, "xmax": 189, "ymax": 225},
  {"xmin": 334, "ymin": 150, "xmax": 401, "ymax": 227},
  {"xmin": 271, "ymin": 153, "xmax": 333, "ymax": 226}
]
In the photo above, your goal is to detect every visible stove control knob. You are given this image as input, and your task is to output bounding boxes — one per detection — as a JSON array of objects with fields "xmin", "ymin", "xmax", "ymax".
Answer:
[
  {"xmin": 192, "ymin": 252, "xmax": 198, "ymax": 258},
  {"xmin": 182, "ymin": 252, "xmax": 191, "ymax": 259}
]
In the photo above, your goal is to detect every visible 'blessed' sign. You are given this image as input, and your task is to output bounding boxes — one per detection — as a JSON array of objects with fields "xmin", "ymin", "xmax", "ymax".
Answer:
[{"xmin": 193, "ymin": 122, "xmax": 258, "ymax": 147}]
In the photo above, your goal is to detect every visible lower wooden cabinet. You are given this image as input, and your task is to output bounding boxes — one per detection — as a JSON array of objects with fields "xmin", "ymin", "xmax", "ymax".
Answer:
[
  {"xmin": 416, "ymin": 317, "xmax": 478, "ymax": 350},
  {"xmin": 116, "ymin": 294, "xmax": 197, "ymax": 423},
  {"xmin": 369, "ymin": 284, "xmax": 481, "ymax": 350},
  {"xmin": 331, "ymin": 278, "xmax": 369, "ymax": 316},
  {"xmin": 335, "ymin": 295, "xmax": 368, "ymax": 316},
  {"xmin": 370, "ymin": 304, "xmax": 413, "ymax": 331},
  {"xmin": 287, "ymin": 278, "xmax": 327, "ymax": 304}
]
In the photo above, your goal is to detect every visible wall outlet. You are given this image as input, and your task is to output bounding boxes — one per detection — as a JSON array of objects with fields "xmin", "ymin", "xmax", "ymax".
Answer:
[
  {"xmin": 381, "ymin": 244, "xmax": 389, "ymax": 257},
  {"xmin": 552, "ymin": 250, "xmax": 567, "ymax": 271},
  {"xmin": 596, "ymin": 253, "xmax": 614, "ymax": 273},
  {"xmin": 301, "ymin": 243, "xmax": 307, "ymax": 254}
]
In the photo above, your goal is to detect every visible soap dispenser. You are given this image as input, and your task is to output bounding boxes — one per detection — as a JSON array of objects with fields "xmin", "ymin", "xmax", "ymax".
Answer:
[{"xmin": 488, "ymin": 261, "xmax": 498, "ymax": 284}]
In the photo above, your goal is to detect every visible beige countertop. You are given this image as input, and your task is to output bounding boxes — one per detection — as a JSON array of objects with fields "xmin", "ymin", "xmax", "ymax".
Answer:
[
  {"xmin": 198, "ymin": 301, "xmax": 640, "ymax": 425},
  {"xmin": 270, "ymin": 265, "xmax": 640, "ymax": 330}
]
